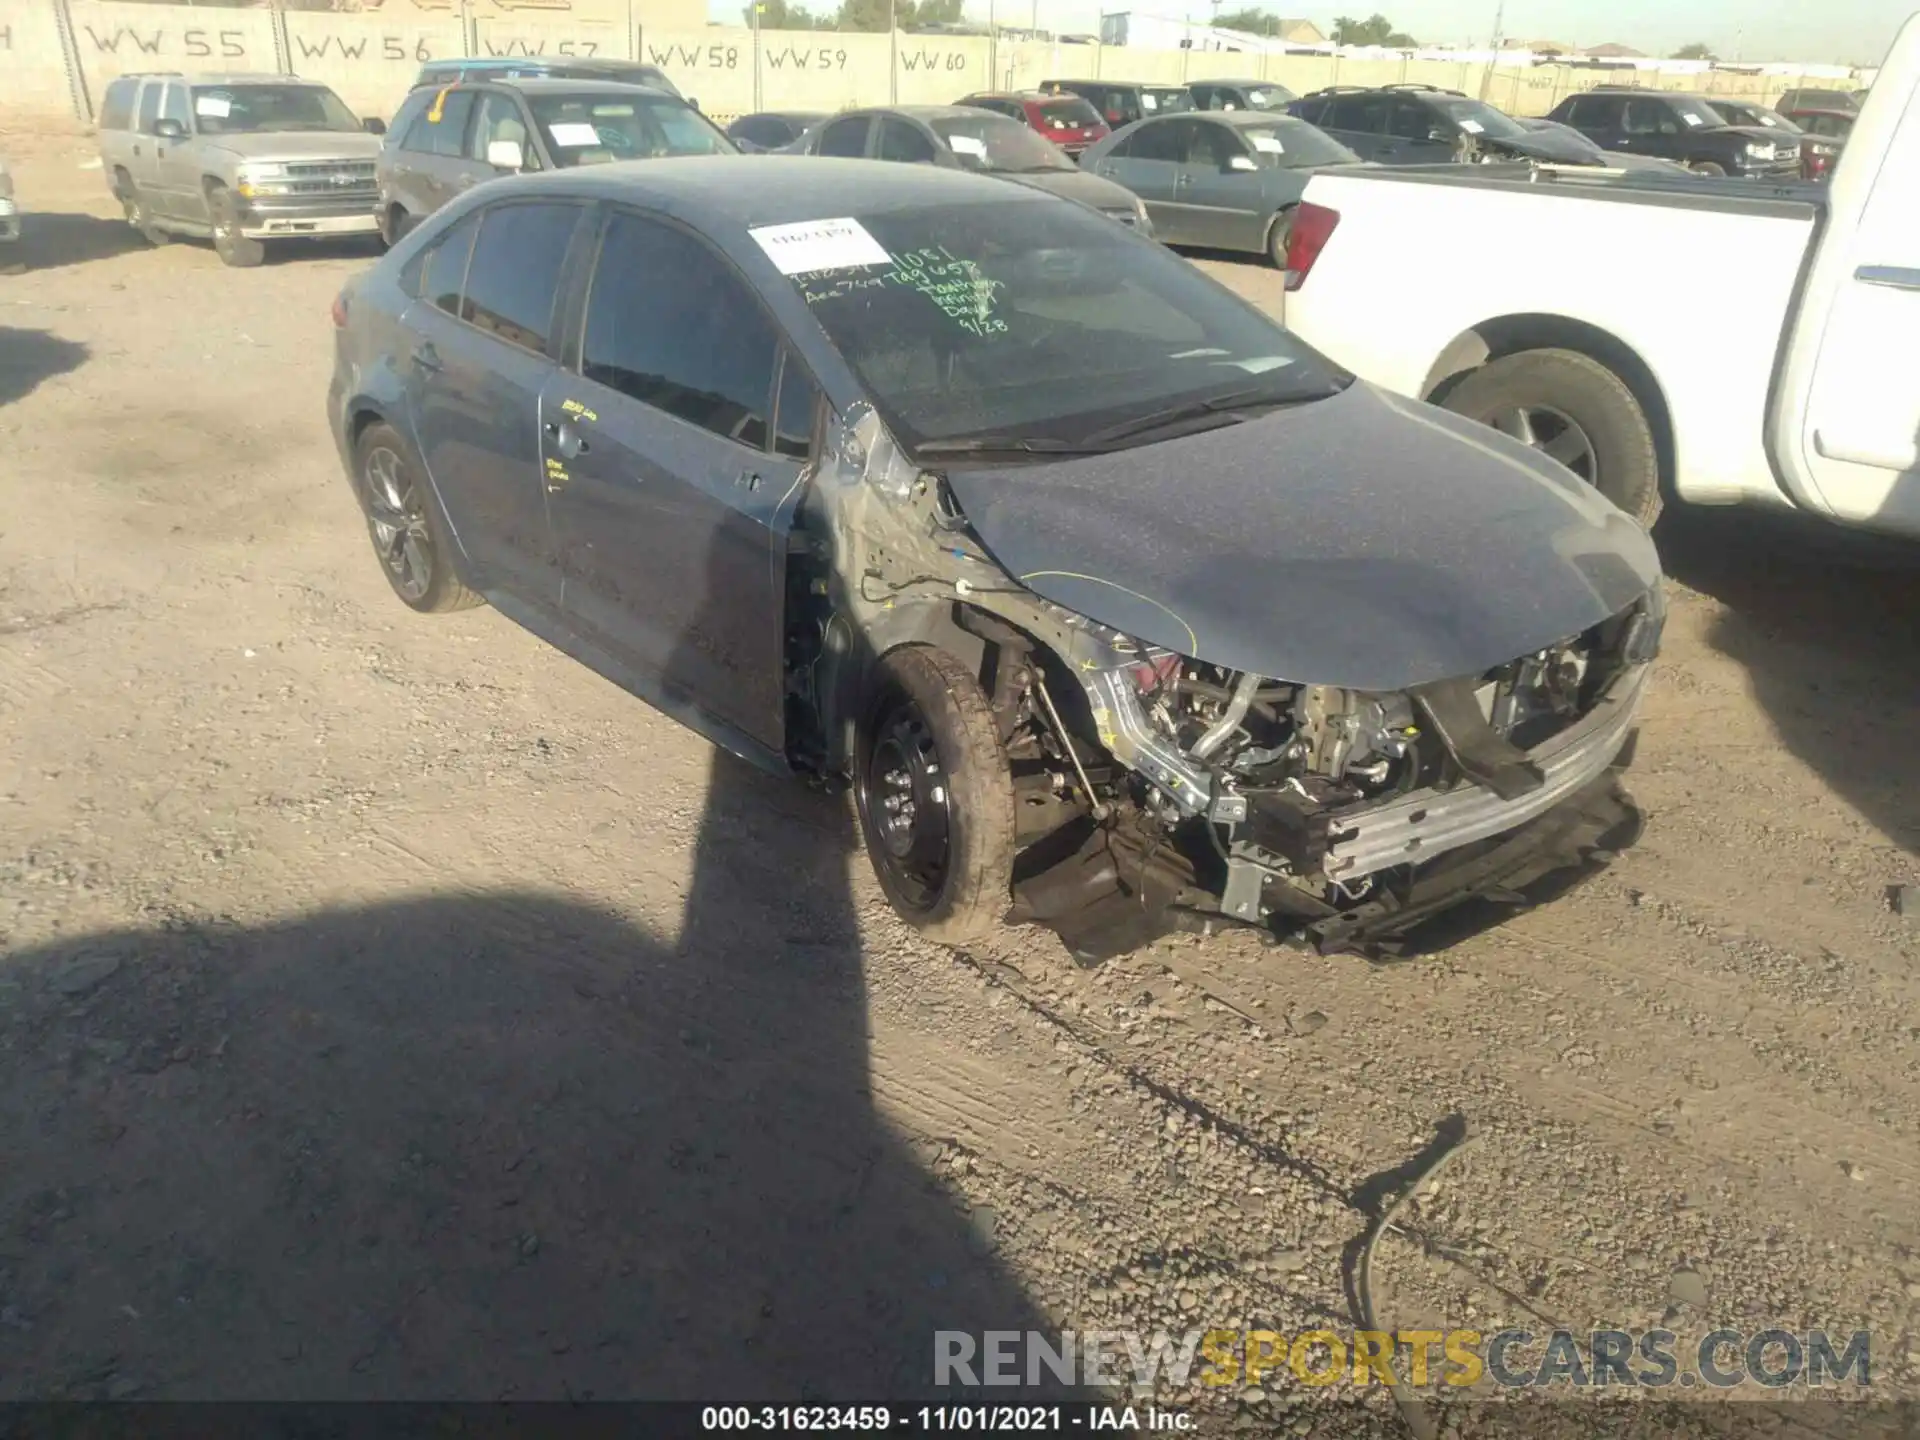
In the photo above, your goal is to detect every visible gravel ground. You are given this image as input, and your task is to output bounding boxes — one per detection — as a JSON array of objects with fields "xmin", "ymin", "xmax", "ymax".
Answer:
[{"xmin": 1, "ymin": 129, "xmax": 1918, "ymax": 1436}]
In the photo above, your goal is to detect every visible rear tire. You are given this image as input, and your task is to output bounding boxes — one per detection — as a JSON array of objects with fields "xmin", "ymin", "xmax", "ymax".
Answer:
[
  {"xmin": 378, "ymin": 203, "xmax": 412, "ymax": 248},
  {"xmin": 208, "ymin": 187, "xmax": 265, "ymax": 268},
  {"xmin": 1688, "ymin": 160, "xmax": 1727, "ymax": 177},
  {"xmin": 853, "ymin": 645, "xmax": 1017, "ymax": 944},
  {"xmin": 1265, "ymin": 205, "xmax": 1296, "ymax": 269},
  {"xmin": 1441, "ymin": 348, "xmax": 1663, "ymax": 528},
  {"xmin": 351, "ymin": 423, "xmax": 484, "ymax": 614}
]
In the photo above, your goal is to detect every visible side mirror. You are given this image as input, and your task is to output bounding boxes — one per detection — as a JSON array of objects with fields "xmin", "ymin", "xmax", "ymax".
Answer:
[
  {"xmin": 688, "ymin": 97, "xmax": 701, "ymax": 112},
  {"xmin": 1226, "ymin": 153, "xmax": 1258, "ymax": 172},
  {"xmin": 1427, "ymin": 126, "xmax": 1453, "ymax": 143},
  {"xmin": 363, "ymin": 117, "xmax": 387, "ymax": 136},
  {"xmin": 153, "ymin": 118, "xmax": 187, "ymax": 141},
  {"xmin": 486, "ymin": 139, "xmax": 525, "ymax": 171}
]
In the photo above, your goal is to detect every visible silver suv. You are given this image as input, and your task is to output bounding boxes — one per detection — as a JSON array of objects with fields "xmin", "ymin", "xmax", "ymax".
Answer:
[{"xmin": 97, "ymin": 71, "xmax": 386, "ymax": 267}]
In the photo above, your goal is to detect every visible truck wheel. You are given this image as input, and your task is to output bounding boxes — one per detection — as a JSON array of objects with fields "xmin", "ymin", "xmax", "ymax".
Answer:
[
  {"xmin": 120, "ymin": 181, "xmax": 170, "ymax": 247},
  {"xmin": 1442, "ymin": 348, "xmax": 1663, "ymax": 528},
  {"xmin": 1689, "ymin": 161, "xmax": 1726, "ymax": 177},
  {"xmin": 854, "ymin": 645, "xmax": 1017, "ymax": 945},
  {"xmin": 208, "ymin": 187, "xmax": 266, "ymax": 268},
  {"xmin": 352, "ymin": 423, "xmax": 483, "ymax": 614},
  {"xmin": 377, "ymin": 203, "xmax": 411, "ymax": 248},
  {"xmin": 1265, "ymin": 205, "xmax": 1296, "ymax": 269}
]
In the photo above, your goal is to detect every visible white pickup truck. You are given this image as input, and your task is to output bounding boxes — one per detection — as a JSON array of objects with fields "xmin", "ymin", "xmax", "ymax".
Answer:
[{"xmin": 1280, "ymin": 11, "xmax": 1920, "ymax": 539}]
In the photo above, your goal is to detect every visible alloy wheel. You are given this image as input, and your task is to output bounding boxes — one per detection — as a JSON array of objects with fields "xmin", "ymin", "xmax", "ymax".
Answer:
[
  {"xmin": 362, "ymin": 445, "xmax": 434, "ymax": 602},
  {"xmin": 1488, "ymin": 403, "xmax": 1598, "ymax": 483}
]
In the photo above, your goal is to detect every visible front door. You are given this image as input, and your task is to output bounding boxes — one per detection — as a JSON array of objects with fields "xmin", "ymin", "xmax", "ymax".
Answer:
[
  {"xmin": 1173, "ymin": 120, "xmax": 1267, "ymax": 250},
  {"xmin": 405, "ymin": 199, "xmax": 587, "ymax": 603},
  {"xmin": 545, "ymin": 207, "xmax": 813, "ymax": 752},
  {"xmin": 157, "ymin": 83, "xmax": 209, "ymax": 223},
  {"xmin": 1386, "ymin": 97, "xmax": 1459, "ymax": 164},
  {"xmin": 1774, "ymin": 37, "xmax": 1920, "ymax": 536}
]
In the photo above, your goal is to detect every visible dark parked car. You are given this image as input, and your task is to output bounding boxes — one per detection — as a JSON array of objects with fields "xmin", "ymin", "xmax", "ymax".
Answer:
[
  {"xmin": 783, "ymin": 106, "xmax": 1149, "ymax": 231},
  {"xmin": 413, "ymin": 57, "xmax": 684, "ymax": 102},
  {"xmin": 1288, "ymin": 84, "xmax": 1602, "ymax": 165},
  {"xmin": 1512, "ymin": 117, "xmax": 1692, "ymax": 174},
  {"xmin": 1544, "ymin": 89, "xmax": 1801, "ymax": 177},
  {"xmin": 1082, "ymin": 110, "xmax": 1361, "ymax": 262},
  {"xmin": 726, "ymin": 110, "xmax": 827, "ymax": 153},
  {"xmin": 1700, "ymin": 98, "xmax": 1804, "ymax": 137},
  {"xmin": 953, "ymin": 90, "xmax": 1110, "ymax": 160},
  {"xmin": 375, "ymin": 78, "xmax": 733, "ymax": 240},
  {"xmin": 1188, "ymin": 78, "xmax": 1297, "ymax": 112},
  {"xmin": 1783, "ymin": 107, "xmax": 1856, "ymax": 180},
  {"xmin": 1039, "ymin": 79, "xmax": 1195, "ymax": 128},
  {"xmin": 1775, "ymin": 87, "xmax": 1860, "ymax": 114},
  {"xmin": 327, "ymin": 157, "xmax": 1661, "ymax": 962}
]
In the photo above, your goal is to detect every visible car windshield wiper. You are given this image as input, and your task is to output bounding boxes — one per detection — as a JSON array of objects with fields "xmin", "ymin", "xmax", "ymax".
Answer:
[{"xmin": 1081, "ymin": 383, "xmax": 1337, "ymax": 446}]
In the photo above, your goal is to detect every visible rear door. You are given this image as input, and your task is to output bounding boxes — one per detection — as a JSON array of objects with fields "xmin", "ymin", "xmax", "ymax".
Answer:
[
  {"xmin": 1092, "ymin": 119, "xmax": 1187, "ymax": 236},
  {"xmin": 1560, "ymin": 93, "xmax": 1623, "ymax": 147},
  {"xmin": 542, "ymin": 208, "xmax": 816, "ymax": 752},
  {"xmin": 130, "ymin": 80, "xmax": 168, "ymax": 210},
  {"xmin": 1772, "ymin": 14, "xmax": 1920, "ymax": 537},
  {"xmin": 153, "ymin": 82, "xmax": 204, "ymax": 220},
  {"xmin": 401, "ymin": 87, "xmax": 481, "ymax": 215},
  {"xmin": 405, "ymin": 199, "xmax": 588, "ymax": 603}
]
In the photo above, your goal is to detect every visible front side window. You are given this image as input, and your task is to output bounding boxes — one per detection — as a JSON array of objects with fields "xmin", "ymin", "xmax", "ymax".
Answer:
[
  {"xmin": 582, "ymin": 211, "xmax": 778, "ymax": 451},
  {"xmin": 405, "ymin": 89, "xmax": 476, "ymax": 155},
  {"xmin": 1238, "ymin": 120, "xmax": 1359, "ymax": 168},
  {"xmin": 526, "ymin": 92, "xmax": 732, "ymax": 165},
  {"xmin": 189, "ymin": 84, "xmax": 361, "ymax": 134},
  {"xmin": 470, "ymin": 93, "xmax": 535, "ymax": 167},
  {"xmin": 159, "ymin": 84, "xmax": 191, "ymax": 132},
  {"xmin": 877, "ymin": 118, "xmax": 939, "ymax": 164},
  {"xmin": 1624, "ymin": 99, "xmax": 1680, "ymax": 136},
  {"xmin": 1128, "ymin": 118, "xmax": 1189, "ymax": 163},
  {"xmin": 776, "ymin": 197, "xmax": 1346, "ymax": 454},
  {"xmin": 459, "ymin": 203, "xmax": 582, "ymax": 355}
]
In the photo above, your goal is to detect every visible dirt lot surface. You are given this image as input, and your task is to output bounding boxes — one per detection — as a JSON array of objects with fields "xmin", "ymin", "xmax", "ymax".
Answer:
[{"xmin": 2, "ymin": 130, "xmax": 1919, "ymax": 1433}]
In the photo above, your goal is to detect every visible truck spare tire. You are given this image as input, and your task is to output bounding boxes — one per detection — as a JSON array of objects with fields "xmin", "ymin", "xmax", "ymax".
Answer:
[{"xmin": 1441, "ymin": 348, "xmax": 1663, "ymax": 529}]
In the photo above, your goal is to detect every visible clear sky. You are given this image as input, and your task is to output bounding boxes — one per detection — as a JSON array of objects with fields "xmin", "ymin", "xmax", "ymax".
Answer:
[{"xmin": 717, "ymin": 0, "xmax": 1907, "ymax": 68}]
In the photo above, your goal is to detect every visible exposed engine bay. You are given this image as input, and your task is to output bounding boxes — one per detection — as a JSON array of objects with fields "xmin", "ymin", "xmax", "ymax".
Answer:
[{"xmin": 788, "ymin": 394, "xmax": 1664, "ymax": 964}]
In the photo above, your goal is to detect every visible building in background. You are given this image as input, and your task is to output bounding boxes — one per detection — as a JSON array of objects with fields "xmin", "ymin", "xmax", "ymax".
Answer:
[{"xmin": 1097, "ymin": 11, "xmax": 1323, "ymax": 51}]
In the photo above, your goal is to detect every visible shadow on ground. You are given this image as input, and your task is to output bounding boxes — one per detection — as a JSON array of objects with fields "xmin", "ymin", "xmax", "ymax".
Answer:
[
  {"xmin": 1657, "ymin": 504, "xmax": 1920, "ymax": 855},
  {"xmin": 0, "ymin": 327, "xmax": 88, "ymax": 408},
  {"xmin": 6, "ymin": 212, "xmax": 150, "ymax": 273},
  {"xmin": 0, "ymin": 783, "xmax": 1055, "ymax": 1398}
]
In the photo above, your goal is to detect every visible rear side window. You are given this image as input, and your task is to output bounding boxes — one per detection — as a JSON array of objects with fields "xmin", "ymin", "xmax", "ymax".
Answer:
[
  {"xmin": 405, "ymin": 89, "xmax": 476, "ymax": 156},
  {"xmin": 423, "ymin": 210, "xmax": 480, "ymax": 314},
  {"xmin": 460, "ymin": 203, "xmax": 582, "ymax": 354},
  {"xmin": 99, "ymin": 78, "xmax": 138, "ymax": 131},
  {"xmin": 818, "ymin": 115, "xmax": 870, "ymax": 157},
  {"xmin": 159, "ymin": 83, "xmax": 191, "ymax": 131},
  {"xmin": 387, "ymin": 90, "xmax": 432, "ymax": 147},
  {"xmin": 580, "ymin": 210, "xmax": 777, "ymax": 451},
  {"xmin": 1290, "ymin": 96, "xmax": 1327, "ymax": 123}
]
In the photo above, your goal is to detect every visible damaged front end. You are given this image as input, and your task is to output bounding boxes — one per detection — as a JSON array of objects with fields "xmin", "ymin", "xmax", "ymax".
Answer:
[{"xmin": 790, "ymin": 392, "xmax": 1663, "ymax": 964}]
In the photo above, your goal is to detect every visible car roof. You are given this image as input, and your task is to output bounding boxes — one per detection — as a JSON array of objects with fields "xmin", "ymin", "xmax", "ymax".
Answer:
[
  {"xmin": 1786, "ymin": 106, "xmax": 1856, "ymax": 118},
  {"xmin": 424, "ymin": 56, "xmax": 663, "ymax": 71},
  {"xmin": 851, "ymin": 104, "xmax": 1016, "ymax": 122},
  {"xmin": 173, "ymin": 73, "xmax": 329, "ymax": 87},
  {"xmin": 476, "ymin": 154, "xmax": 1047, "ymax": 224},
  {"xmin": 448, "ymin": 77, "xmax": 684, "ymax": 98},
  {"xmin": 733, "ymin": 109, "xmax": 827, "ymax": 121},
  {"xmin": 1198, "ymin": 77, "xmax": 1277, "ymax": 87}
]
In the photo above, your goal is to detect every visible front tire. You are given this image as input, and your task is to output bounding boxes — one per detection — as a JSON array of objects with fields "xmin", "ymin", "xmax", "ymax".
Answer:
[
  {"xmin": 352, "ymin": 423, "xmax": 483, "ymax": 614},
  {"xmin": 1688, "ymin": 161, "xmax": 1727, "ymax": 177},
  {"xmin": 1441, "ymin": 348, "xmax": 1663, "ymax": 528},
  {"xmin": 208, "ymin": 187, "xmax": 265, "ymax": 268},
  {"xmin": 854, "ymin": 645, "xmax": 1017, "ymax": 944}
]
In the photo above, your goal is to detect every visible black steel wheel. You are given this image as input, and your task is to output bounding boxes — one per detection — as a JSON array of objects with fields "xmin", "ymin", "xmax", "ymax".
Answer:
[
  {"xmin": 853, "ymin": 645, "xmax": 1016, "ymax": 943},
  {"xmin": 352, "ymin": 423, "xmax": 482, "ymax": 614}
]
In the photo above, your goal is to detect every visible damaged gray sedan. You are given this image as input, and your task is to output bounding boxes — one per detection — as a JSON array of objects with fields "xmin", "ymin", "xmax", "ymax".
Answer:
[{"xmin": 327, "ymin": 157, "xmax": 1663, "ymax": 963}]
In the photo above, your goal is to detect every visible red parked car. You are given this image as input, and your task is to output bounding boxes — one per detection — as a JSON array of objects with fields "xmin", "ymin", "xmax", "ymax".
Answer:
[
  {"xmin": 1782, "ymin": 106, "xmax": 1856, "ymax": 180},
  {"xmin": 954, "ymin": 90, "xmax": 1110, "ymax": 160}
]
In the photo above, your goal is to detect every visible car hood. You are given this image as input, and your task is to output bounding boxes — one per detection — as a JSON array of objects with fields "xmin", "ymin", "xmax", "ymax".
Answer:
[
  {"xmin": 205, "ymin": 131, "xmax": 383, "ymax": 162},
  {"xmin": 940, "ymin": 381, "xmax": 1661, "ymax": 691},
  {"xmin": 1494, "ymin": 129, "xmax": 1604, "ymax": 165},
  {"xmin": 998, "ymin": 166, "xmax": 1140, "ymax": 211},
  {"xmin": 1719, "ymin": 124, "xmax": 1791, "ymax": 146}
]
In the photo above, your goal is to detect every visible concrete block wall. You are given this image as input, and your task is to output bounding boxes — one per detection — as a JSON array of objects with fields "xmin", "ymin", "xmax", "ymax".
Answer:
[{"xmin": 0, "ymin": 0, "xmax": 1844, "ymax": 130}]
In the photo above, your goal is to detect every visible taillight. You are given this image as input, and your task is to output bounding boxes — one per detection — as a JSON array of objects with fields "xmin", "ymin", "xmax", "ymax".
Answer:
[
  {"xmin": 330, "ymin": 291, "xmax": 349, "ymax": 329},
  {"xmin": 1283, "ymin": 201, "xmax": 1339, "ymax": 292}
]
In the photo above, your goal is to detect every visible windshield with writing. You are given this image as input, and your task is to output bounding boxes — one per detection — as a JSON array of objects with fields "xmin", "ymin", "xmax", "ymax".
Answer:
[
  {"xmin": 1238, "ymin": 120, "xmax": 1360, "ymax": 167},
  {"xmin": 1038, "ymin": 96, "xmax": 1104, "ymax": 128},
  {"xmin": 930, "ymin": 114, "xmax": 1073, "ymax": 172},
  {"xmin": 781, "ymin": 199, "xmax": 1346, "ymax": 453},
  {"xmin": 528, "ymin": 93, "xmax": 733, "ymax": 164},
  {"xmin": 191, "ymin": 85, "xmax": 361, "ymax": 134},
  {"xmin": 1434, "ymin": 98, "xmax": 1527, "ymax": 140},
  {"xmin": 1144, "ymin": 87, "xmax": 1196, "ymax": 114}
]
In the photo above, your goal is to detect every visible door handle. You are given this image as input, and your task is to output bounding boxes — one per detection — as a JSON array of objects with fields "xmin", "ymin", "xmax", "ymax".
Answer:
[
  {"xmin": 1856, "ymin": 265, "xmax": 1920, "ymax": 291},
  {"xmin": 544, "ymin": 420, "xmax": 589, "ymax": 459},
  {"xmin": 410, "ymin": 344, "xmax": 442, "ymax": 374},
  {"xmin": 735, "ymin": 469, "xmax": 762, "ymax": 492}
]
